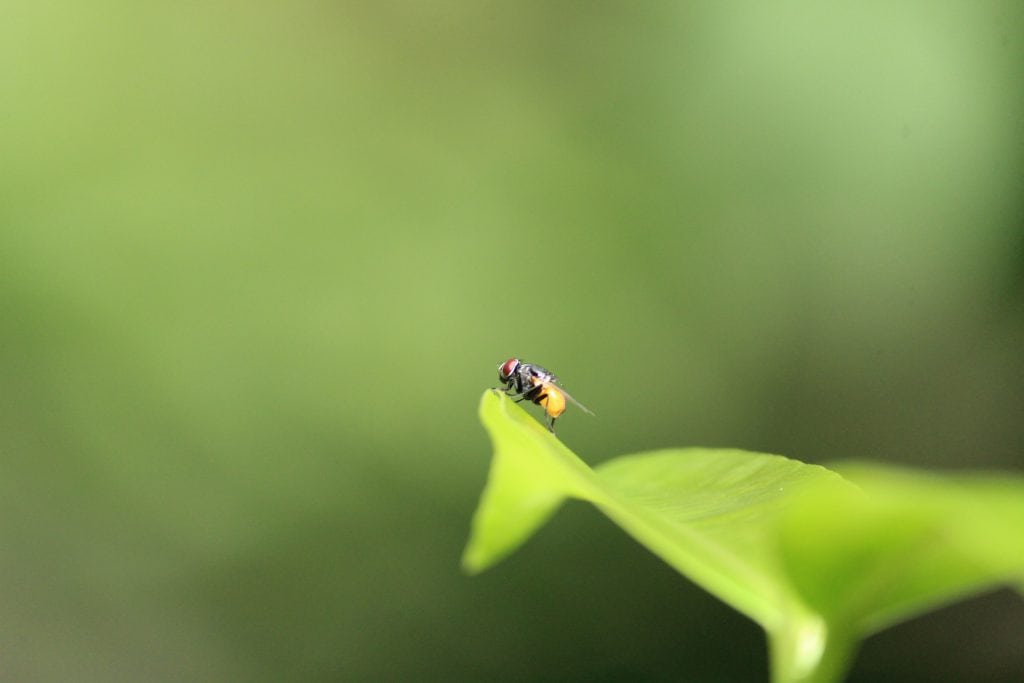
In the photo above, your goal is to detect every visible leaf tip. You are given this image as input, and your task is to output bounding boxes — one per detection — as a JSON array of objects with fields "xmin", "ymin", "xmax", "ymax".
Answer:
[{"xmin": 460, "ymin": 544, "xmax": 490, "ymax": 576}]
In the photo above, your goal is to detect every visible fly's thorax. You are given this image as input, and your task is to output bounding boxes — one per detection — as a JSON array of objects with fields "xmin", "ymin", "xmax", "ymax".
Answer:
[
  {"xmin": 511, "ymin": 370, "xmax": 532, "ymax": 393},
  {"xmin": 523, "ymin": 363, "xmax": 557, "ymax": 384}
]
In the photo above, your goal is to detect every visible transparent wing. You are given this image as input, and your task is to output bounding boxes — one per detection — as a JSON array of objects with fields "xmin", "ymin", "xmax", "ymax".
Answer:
[{"xmin": 554, "ymin": 384, "xmax": 594, "ymax": 415}]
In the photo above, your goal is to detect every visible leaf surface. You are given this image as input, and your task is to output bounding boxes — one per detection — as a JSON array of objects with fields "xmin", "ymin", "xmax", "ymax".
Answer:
[{"xmin": 464, "ymin": 391, "xmax": 1024, "ymax": 682}]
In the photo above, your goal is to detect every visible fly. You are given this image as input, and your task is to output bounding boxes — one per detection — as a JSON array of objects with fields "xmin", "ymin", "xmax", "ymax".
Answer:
[{"xmin": 496, "ymin": 357, "xmax": 593, "ymax": 432}]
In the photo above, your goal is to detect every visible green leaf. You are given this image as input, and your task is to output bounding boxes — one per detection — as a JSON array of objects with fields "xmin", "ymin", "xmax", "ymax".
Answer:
[
  {"xmin": 779, "ymin": 461, "xmax": 1024, "ymax": 634},
  {"xmin": 464, "ymin": 391, "xmax": 1024, "ymax": 683}
]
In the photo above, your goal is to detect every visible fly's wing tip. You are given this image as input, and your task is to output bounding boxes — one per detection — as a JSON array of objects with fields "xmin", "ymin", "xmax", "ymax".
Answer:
[
  {"xmin": 558, "ymin": 387, "xmax": 595, "ymax": 415},
  {"xmin": 571, "ymin": 397, "xmax": 595, "ymax": 416}
]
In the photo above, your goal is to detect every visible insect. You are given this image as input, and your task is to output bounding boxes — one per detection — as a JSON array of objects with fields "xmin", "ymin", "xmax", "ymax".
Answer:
[{"xmin": 496, "ymin": 358, "xmax": 593, "ymax": 432}]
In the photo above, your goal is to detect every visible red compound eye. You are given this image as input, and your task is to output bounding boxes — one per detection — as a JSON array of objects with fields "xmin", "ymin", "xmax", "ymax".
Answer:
[{"xmin": 498, "ymin": 358, "xmax": 520, "ymax": 381}]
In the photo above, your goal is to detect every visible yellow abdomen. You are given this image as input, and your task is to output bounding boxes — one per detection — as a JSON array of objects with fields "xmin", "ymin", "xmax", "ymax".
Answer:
[{"xmin": 539, "ymin": 387, "xmax": 566, "ymax": 418}]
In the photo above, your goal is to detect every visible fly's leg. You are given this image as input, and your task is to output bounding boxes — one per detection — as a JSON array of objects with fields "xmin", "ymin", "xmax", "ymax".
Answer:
[
  {"xmin": 507, "ymin": 385, "xmax": 540, "ymax": 403},
  {"xmin": 534, "ymin": 390, "xmax": 555, "ymax": 432},
  {"xmin": 503, "ymin": 388, "xmax": 529, "ymax": 402},
  {"xmin": 496, "ymin": 384, "xmax": 523, "ymax": 399}
]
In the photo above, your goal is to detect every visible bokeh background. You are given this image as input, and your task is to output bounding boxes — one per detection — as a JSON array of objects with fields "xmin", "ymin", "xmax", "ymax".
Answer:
[{"xmin": 2, "ymin": 2, "xmax": 1022, "ymax": 681}]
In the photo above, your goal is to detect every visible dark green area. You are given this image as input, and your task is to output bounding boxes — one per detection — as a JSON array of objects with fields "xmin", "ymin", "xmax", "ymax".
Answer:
[{"xmin": 1, "ymin": 2, "xmax": 1022, "ymax": 681}]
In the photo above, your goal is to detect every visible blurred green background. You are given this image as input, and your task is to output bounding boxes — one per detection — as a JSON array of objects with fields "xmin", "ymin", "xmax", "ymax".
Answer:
[{"xmin": 2, "ymin": 2, "xmax": 1022, "ymax": 681}]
